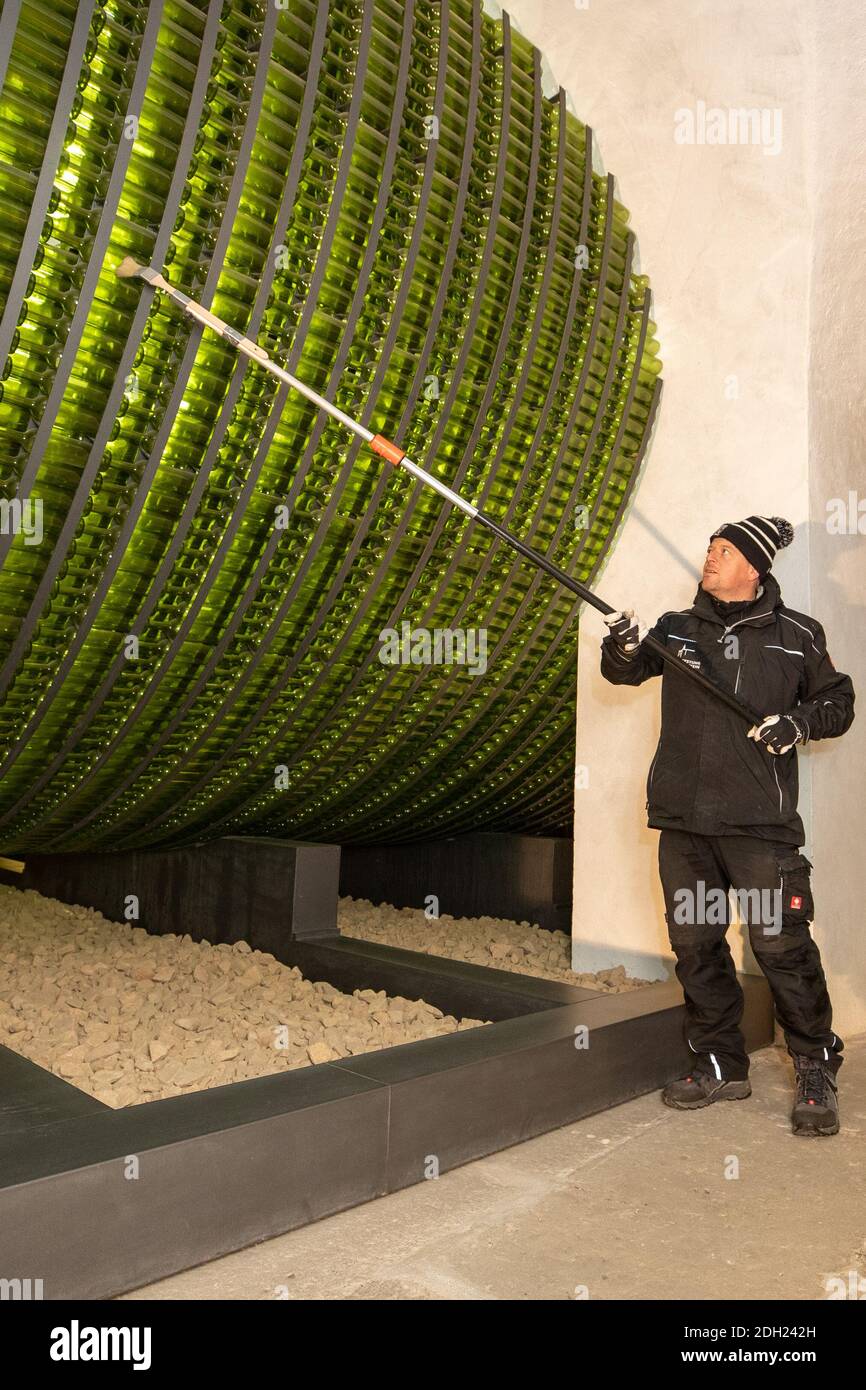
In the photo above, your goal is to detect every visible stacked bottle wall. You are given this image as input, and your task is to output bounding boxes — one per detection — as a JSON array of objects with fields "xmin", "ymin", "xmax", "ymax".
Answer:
[{"xmin": 0, "ymin": 0, "xmax": 662, "ymax": 852}]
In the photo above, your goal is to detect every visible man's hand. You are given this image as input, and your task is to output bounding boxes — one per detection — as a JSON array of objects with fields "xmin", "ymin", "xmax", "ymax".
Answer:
[
  {"xmin": 747, "ymin": 712, "xmax": 810, "ymax": 754},
  {"xmin": 602, "ymin": 609, "xmax": 648, "ymax": 655}
]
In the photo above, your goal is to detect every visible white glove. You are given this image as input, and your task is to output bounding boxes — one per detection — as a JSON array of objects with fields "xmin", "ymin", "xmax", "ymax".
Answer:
[
  {"xmin": 603, "ymin": 608, "xmax": 649, "ymax": 655},
  {"xmin": 747, "ymin": 712, "xmax": 809, "ymax": 755}
]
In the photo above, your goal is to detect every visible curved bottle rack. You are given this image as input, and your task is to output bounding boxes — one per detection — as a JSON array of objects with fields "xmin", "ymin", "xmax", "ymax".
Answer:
[{"xmin": 0, "ymin": 0, "xmax": 662, "ymax": 851}]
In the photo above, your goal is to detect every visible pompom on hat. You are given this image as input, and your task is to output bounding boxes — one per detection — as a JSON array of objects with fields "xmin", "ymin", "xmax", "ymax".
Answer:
[{"xmin": 709, "ymin": 516, "xmax": 794, "ymax": 578}]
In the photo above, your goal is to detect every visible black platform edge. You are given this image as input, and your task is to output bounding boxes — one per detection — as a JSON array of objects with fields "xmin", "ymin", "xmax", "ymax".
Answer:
[
  {"xmin": 0, "ymin": 971, "xmax": 774, "ymax": 1300},
  {"xmin": 0, "ymin": 1045, "xmax": 110, "ymax": 1137},
  {"xmin": 279, "ymin": 934, "xmax": 597, "ymax": 1018}
]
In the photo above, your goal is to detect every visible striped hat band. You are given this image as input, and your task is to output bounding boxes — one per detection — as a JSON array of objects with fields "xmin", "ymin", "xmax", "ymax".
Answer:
[{"xmin": 709, "ymin": 516, "xmax": 794, "ymax": 576}]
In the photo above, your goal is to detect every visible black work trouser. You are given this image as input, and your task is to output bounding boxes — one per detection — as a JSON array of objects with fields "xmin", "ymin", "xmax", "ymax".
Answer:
[{"xmin": 658, "ymin": 829, "xmax": 843, "ymax": 1081}]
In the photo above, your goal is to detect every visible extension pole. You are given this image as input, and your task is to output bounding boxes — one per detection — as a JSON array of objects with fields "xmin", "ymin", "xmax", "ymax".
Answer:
[{"xmin": 115, "ymin": 258, "xmax": 763, "ymax": 726}]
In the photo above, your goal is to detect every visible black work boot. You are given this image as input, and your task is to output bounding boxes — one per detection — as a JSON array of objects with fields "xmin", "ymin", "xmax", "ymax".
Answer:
[
  {"xmin": 662, "ymin": 1063, "xmax": 751, "ymax": 1110},
  {"xmin": 791, "ymin": 1055, "xmax": 840, "ymax": 1136}
]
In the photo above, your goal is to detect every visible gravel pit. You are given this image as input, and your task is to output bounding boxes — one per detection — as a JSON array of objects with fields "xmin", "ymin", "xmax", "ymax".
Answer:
[
  {"xmin": 0, "ymin": 886, "xmax": 492, "ymax": 1109},
  {"xmin": 338, "ymin": 896, "xmax": 653, "ymax": 992}
]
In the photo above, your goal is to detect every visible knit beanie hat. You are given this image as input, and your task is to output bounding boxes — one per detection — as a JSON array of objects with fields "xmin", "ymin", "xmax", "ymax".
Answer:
[{"xmin": 709, "ymin": 516, "xmax": 794, "ymax": 577}]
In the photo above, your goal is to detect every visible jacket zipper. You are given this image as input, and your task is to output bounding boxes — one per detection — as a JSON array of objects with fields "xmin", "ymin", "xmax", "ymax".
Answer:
[
  {"xmin": 725, "ymin": 636, "xmax": 785, "ymax": 815},
  {"xmin": 716, "ymin": 612, "xmax": 771, "ymax": 643},
  {"xmin": 729, "ymin": 640, "xmax": 783, "ymax": 813},
  {"xmin": 646, "ymin": 740, "xmax": 661, "ymax": 808},
  {"xmin": 734, "ymin": 647, "xmax": 745, "ymax": 694}
]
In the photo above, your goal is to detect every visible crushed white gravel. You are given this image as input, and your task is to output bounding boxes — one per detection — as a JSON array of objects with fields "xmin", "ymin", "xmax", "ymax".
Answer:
[
  {"xmin": 339, "ymin": 896, "xmax": 652, "ymax": 993},
  {"xmin": 0, "ymin": 886, "xmax": 648, "ymax": 1110}
]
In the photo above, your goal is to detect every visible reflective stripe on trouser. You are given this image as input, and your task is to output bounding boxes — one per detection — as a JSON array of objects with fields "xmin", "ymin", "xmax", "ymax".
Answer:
[{"xmin": 658, "ymin": 829, "xmax": 844, "ymax": 1080}]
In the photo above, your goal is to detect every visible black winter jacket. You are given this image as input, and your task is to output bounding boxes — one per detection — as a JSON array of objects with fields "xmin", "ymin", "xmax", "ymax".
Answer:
[{"xmin": 599, "ymin": 573, "xmax": 855, "ymax": 844}]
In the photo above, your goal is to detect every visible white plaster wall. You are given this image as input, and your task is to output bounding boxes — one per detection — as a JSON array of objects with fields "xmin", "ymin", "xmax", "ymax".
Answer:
[
  {"xmin": 499, "ymin": 0, "xmax": 864, "ymax": 1031},
  {"xmin": 804, "ymin": 10, "xmax": 866, "ymax": 1034}
]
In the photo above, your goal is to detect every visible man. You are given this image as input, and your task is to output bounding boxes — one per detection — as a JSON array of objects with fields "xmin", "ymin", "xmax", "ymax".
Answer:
[{"xmin": 600, "ymin": 515, "xmax": 855, "ymax": 1136}]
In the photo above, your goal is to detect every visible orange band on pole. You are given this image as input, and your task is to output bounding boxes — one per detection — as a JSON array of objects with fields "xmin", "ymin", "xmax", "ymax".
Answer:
[{"xmin": 369, "ymin": 433, "xmax": 406, "ymax": 466}]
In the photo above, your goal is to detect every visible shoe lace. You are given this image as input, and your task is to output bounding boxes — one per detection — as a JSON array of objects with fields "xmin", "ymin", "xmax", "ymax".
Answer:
[
  {"xmin": 797, "ymin": 1061, "xmax": 830, "ymax": 1104},
  {"xmin": 689, "ymin": 1063, "xmax": 717, "ymax": 1085}
]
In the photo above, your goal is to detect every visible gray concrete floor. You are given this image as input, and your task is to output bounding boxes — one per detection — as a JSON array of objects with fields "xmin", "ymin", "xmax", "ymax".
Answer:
[{"xmin": 121, "ymin": 1037, "xmax": 866, "ymax": 1301}]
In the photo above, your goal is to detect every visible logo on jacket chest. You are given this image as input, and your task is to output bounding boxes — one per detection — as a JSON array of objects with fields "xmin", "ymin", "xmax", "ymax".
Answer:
[
  {"xmin": 669, "ymin": 635, "xmax": 702, "ymax": 670},
  {"xmin": 676, "ymin": 644, "xmax": 702, "ymax": 669}
]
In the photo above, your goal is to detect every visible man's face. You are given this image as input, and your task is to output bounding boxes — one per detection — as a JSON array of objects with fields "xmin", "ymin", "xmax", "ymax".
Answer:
[{"xmin": 701, "ymin": 536, "xmax": 759, "ymax": 597}]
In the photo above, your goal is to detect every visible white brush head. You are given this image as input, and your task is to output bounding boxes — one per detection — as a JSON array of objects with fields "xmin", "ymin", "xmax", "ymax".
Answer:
[{"xmin": 116, "ymin": 258, "xmax": 165, "ymax": 290}]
